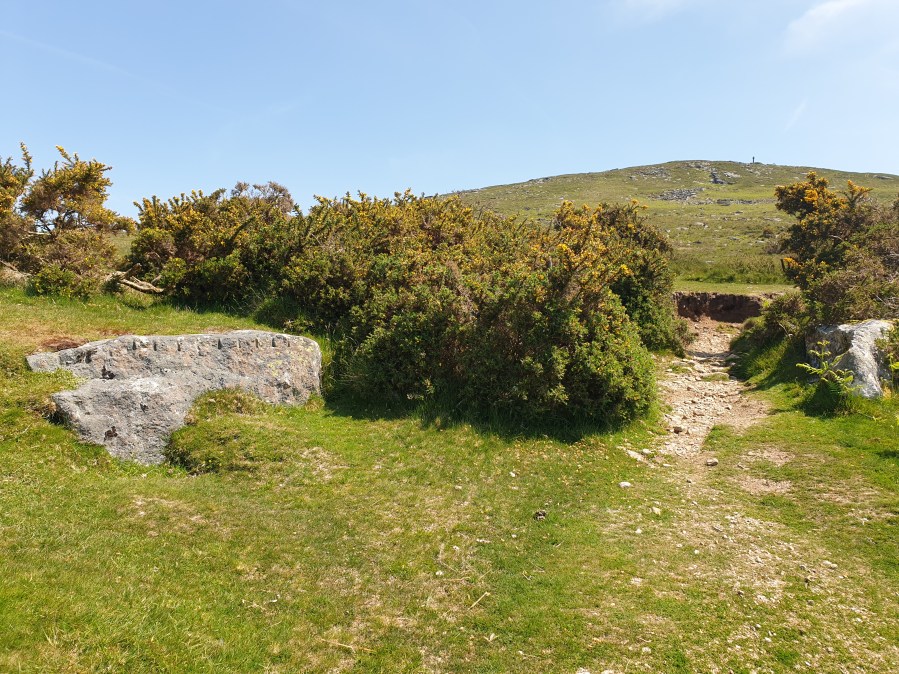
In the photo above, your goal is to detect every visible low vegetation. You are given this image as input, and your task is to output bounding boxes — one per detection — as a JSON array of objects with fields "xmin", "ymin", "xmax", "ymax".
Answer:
[
  {"xmin": 1, "ymin": 148, "xmax": 897, "ymax": 671},
  {"xmin": 0, "ymin": 286, "xmax": 896, "ymax": 672}
]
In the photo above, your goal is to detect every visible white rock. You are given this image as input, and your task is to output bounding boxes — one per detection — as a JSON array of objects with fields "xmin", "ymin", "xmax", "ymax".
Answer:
[{"xmin": 806, "ymin": 320, "xmax": 894, "ymax": 398}]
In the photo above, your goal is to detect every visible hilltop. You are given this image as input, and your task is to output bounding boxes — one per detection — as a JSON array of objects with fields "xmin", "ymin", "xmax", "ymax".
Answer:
[{"xmin": 453, "ymin": 161, "xmax": 899, "ymax": 288}]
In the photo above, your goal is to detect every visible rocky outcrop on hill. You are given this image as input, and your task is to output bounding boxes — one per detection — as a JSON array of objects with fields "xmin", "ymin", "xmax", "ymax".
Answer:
[
  {"xmin": 655, "ymin": 188, "xmax": 702, "ymax": 201},
  {"xmin": 806, "ymin": 320, "xmax": 894, "ymax": 398},
  {"xmin": 28, "ymin": 331, "xmax": 322, "ymax": 464}
]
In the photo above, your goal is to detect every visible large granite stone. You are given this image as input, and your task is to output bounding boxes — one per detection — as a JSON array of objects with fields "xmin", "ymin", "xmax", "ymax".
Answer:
[
  {"xmin": 806, "ymin": 320, "xmax": 894, "ymax": 399},
  {"xmin": 27, "ymin": 331, "xmax": 322, "ymax": 463}
]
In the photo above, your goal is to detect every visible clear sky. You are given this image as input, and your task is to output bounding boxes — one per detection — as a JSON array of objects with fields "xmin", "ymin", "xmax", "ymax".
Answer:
[{"xmin": 3, "ymin": 0, "xmax": 898, "ymax": 215}]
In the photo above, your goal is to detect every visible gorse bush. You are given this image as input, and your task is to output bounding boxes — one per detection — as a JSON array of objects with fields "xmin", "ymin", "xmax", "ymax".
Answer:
[
  {"xmin": 0, "ymin": 145, "xmax": 132, "ymax": 296},
  {"xmin": 741, "ymin": 173, "xmax": 898, "ymax": 402},
  {"xmin": 741, "ymin": 291, "xmax": 808, "ymax": 349},
  {"xmin": 599, "ymin": 200, "xmax": 686, "ymax": 352},
  {"xmin": 277, "ymin": 193, "xmax": 664, "ymax": 422},
  {"xmin": 775, "ymin": 172, "xmax": 899, "ymax": 323},
  {"xmin": 131, "ymin": 188, "xmax": 679, "ymax": 422},
  {"xmin": 130, "ymin": 182, "xmax": 296, "ymax": 304}
]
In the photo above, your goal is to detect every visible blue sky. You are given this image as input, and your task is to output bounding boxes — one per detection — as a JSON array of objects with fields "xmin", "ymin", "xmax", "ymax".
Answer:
[{"xmin": 3, "ymin": 0, "xmax": 898, "ymax": 215}]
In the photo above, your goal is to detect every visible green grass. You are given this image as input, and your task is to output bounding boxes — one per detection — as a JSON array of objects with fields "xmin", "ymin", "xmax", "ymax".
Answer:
[
  {"xmin": 453, "ymin": 160, "xmax": 899, "ymax": 286},
  {"xmin": 0, "ymin": 287, "xmax": 896, "ymax": 671},
  {"xmin": 673, "ymin": 279, "xmax": 793, "ymax": 294}
]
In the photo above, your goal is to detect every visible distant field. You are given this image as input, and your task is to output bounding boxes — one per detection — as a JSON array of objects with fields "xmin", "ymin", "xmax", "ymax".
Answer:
[{"xmin": 453, "ymin": 160, "xmax": 899, "ymax": 285}]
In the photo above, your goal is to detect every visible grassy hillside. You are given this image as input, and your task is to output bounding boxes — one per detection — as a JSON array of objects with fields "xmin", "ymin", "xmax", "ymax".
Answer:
[
  {"xmin": 453, "ymin": 160, "xmax": 899, "ymax": 287},
  {"xmin": 0, "ymin": 287, "xmax": 897, "ymax": 671}
]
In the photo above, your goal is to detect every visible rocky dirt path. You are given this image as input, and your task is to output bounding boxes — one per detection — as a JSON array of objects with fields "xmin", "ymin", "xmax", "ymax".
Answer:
[
  {"xmin": 658, "ymin": 317, "xmax": 768, "ymax": 456},
  {"xmin": 628, "ymin": 319, "xmax": 899, "ymax": 670}
]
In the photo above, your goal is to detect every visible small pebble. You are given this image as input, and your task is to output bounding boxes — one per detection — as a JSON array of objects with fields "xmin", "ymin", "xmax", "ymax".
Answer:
[
  {"xmin": 619, "ymin": 481, "xmax": 632, "ymax": 489},
  {"xmin": 706, "ymin": 457, "xmax": 719, "ymax": 467}
]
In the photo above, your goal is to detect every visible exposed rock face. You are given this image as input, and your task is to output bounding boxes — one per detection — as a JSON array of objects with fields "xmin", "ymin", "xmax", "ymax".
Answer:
[
  {"xmin": 674, "ymin": 292, "xmax": 772, "ymax": 322},
  {"xmin": 27, "ymin": 331, "xmax": 322, "ymax": 464},
  {"xmin": 807, "ymin": 320, "xmax": 894, "ymax": 398}
]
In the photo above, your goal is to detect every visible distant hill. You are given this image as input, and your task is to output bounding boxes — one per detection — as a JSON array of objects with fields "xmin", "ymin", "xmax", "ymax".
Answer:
[{"xmin": 452, "ymin": 161, "xmax": 899, "ymax": 286}]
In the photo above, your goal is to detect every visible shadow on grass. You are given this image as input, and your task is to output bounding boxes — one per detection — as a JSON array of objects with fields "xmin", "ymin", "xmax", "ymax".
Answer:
[
  {"xmin": 729, "ymin": 334, "xmax": 806, "ymax": 390},
  {"xmin": 321, "ymin": 390, "xmax": 633, "ymax": 443}
]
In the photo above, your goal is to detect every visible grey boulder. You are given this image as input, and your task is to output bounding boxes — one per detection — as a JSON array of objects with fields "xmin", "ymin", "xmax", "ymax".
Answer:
[
  {"xmin": 27, "ymin": 330, "xmax": 322, "ymax": 464},
  {"xmin": 806, "ymin": 320, "xmax": 894, "ymax": 398}
]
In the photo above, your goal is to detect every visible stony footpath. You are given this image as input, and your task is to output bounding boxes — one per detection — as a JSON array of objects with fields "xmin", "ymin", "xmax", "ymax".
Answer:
[{"xmin": 658, "ymin": 317, "xmax": 768, "ymax": 456}]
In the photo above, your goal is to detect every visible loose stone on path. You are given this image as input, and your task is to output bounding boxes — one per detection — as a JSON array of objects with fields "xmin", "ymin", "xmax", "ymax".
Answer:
[{"xmin": 659, "ymin": 318, "xmax": 768, "ymax": 456}]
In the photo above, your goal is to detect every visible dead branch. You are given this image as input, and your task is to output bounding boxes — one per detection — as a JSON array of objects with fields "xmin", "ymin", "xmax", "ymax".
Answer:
[{"xmin": 106, "ymin": 271, "xmax": 165, "ymax": 295}]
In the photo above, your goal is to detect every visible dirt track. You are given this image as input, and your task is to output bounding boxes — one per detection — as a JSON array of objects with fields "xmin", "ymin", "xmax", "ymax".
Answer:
[{"xmin": 659, "ymin": 318, "xmax": 768, "ymax": 456}]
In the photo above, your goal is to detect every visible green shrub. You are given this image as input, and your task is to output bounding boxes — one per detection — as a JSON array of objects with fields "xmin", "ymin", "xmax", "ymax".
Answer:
[
  {"xmin": 776, "ymin": 174, "xmax": 899, "ymax": 323},
  {"xmin": 131, "ymin": 185, "xmax": 678, "ymax": 423},
  {"xmin": 2, "ymin": 144, "xmax": 131, "ymax": 296},
  {"xmin": 596, "ymin": 201, "xmax": 684, "ymax": 352},
  {"xmin": 30, "ymin": 265, "xmax": 85, "ymax": 298},
  {"xmin": 740, "ymin": 291, "xmax": 808, "ymax": 348},
  {"xmin": 27, "ymin": 229, "xmax": 117, "ymax": 298},
  {"xmin": 130, "ymin": 183, "xmax": 296, "ymax": 304},
  {"xmin": 127, "ymin": 227, "xmax": 175, "ymax": 277},
  {"xmin": 280, "ymin": 193, "xmax": 661, "ymax": 423}
]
